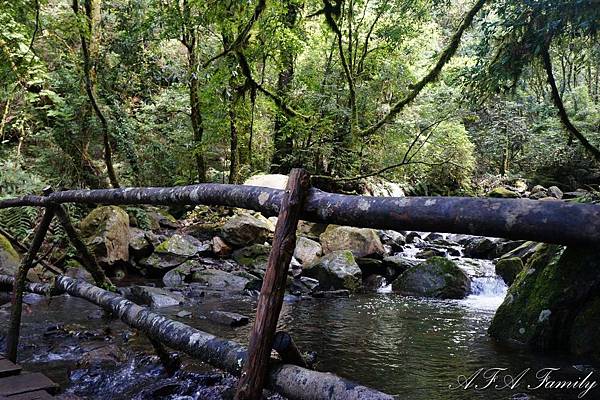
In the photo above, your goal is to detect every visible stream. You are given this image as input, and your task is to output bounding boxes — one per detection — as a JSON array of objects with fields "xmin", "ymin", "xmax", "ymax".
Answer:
[{"xmin": 0, "ymin": 235, "xmax": 597, "ymax": 400}]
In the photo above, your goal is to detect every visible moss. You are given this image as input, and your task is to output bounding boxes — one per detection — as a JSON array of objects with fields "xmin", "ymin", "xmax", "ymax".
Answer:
[
  {"xmin": 495, "ymin": 257, "xmax": 524, "ymax": 285},
  {"xmin": 0, "ymin": 233, "xmax": 20, "ymax": 260},
  {"xmin": 488, "ymin": 187, "xmax": 520, "ymax": 198}
]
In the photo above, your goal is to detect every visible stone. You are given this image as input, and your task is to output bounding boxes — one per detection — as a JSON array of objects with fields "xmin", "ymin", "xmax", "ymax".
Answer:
[
  {"xmin": 191, "ymin": 268, "xmax": 252, "ymax": 291},
  {"xmin": 547, "ymin": 186, "xmax": 563, "ymax": 199},
  {"xmin": 355, "ymin": 258, "xmax": 385, "ymax": 276},
  {"xmin": 147, "ymin": 209, "xmax": 178, "ymax": 230},
  {"xmin": 424, "ymin": 233, "xmax": 444, "ymax": 242},
  {"xmin": 488, "ymin": 187, "xmax": 520, "ymax": 198},
  {"xmin": 378, "ymin": 230, "xmax": 405, "ymax": 252},
  {"xmin": 303, "ymin": 250, "xmax": 362, "ymax": 292},
  {"xmin": 0, "ymin": 233, "xmax": 20, "ymax": 275},
  {"xmin": 363, "ymin": 274, "xmax": 387, "ymax": 291},
  {"xmin": 489, "ymin": 244, "xmax": 600, "ymax": 362},
  {"xmin": 64, "ymin": 260, "xmax": 93, "ymax": 283},
  {"xmin": 290, "ymin": 277, "xmax": 320, "ymax": 295},
  {"xmin": 208, "ymin": 311, "xmax": 249, "ymax": 327},
  {"xmin": 221, "ymin": 214, "xmax": 272, "ymax": 247},
  {"xmin": 244, "ymin": 173, "xmax": 288, "ymax": 189},
  {"xmin": 297, "ymin": 221, "xmax": 327, "ymax": 240},
  {"xmin": 462, "ymin": 236, "xmax": 500, "ymax": 259},
  {"xmin": 78, "ymin": 343, "xmax": 127, "ymax": 369},
  {"xmin": 382, "ymin": 255, "xmax": 419, "ymax": 280},
  {"xmin": 319, "ymin": 225, "xmax": 384, "ymax": 258},
  {"xmin": 232, "ymin": 243, "xmax": 271, "ymax": 276},
  {"xmin": 405, "ymin": 232, "xmax": 422, "ymax": 244},
  {"xmin": 392, "ymin": 257, "xmax": 471, "ymax": 299},
  {"xmin": 416, "ymin": 247, "xmax": 447, "ymax": 259},
  {"xmin": 141, "ymin": 234, "xmax": 210, "ymax": 271},
  {"xmin": 212, "ymin": 236, "xmax": 232, "ymax": 257},
  {"xmin": 176, "ymin": 310, "xmax": 192, "ymax": 318},
  {"xmin": 495, "ymin": 257, "xmax": 524, "ymax": 286},
  {"xmin": 128, "ymin": 227, "xmax": 154, "ymax": 259},
  {"xmin": 162, "ymin": 261, "xmax": 197, "ymax": 286},
  {"xmin": 294, "ymin": 237, "xmax": 322, "ymax": 265},
  {"xmin": 130, "ymin": 286, "xmax": 184, "ymax": 308},
  {"xmin": 500, "ymin": 241, "xmax": 543, "ymax": 264},
  {"xmin": 313, "ymin": 290, "xmax": 350, "ymax": 298},
  {"xmin": 79, "ymin": 206, "xmax": 130, "ymax": 266}
]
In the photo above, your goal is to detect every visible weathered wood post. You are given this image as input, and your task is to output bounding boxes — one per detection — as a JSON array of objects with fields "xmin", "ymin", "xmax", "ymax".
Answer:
[
  {"xmin": 235, "ymin": 169, "xmax": 311, "ymax": 400},
  {"xmin": 6, "ymin": 188, "xmax": 56, "ymax": 362}
]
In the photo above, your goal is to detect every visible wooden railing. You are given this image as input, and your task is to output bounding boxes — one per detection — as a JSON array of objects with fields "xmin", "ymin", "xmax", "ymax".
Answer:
[{"xmin": 1, "ymin": 169, "xmax": 599, "ymax": 400}]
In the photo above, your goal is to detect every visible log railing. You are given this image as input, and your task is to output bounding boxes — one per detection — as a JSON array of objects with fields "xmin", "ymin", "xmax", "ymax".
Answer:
[{"xmin": 1, "ymin": 169, "xmax": 600, "ymax": 400}]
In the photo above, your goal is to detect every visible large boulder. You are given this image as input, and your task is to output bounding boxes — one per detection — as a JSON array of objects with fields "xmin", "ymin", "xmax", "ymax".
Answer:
[
  {"xmin": 495, "ymin": 257, "xmax": 523, "ymax": 286},
  {"xmin": 190, "ymin": 268, "xmax": 252, "ymax": 292},
  {"xmin": 392, "ymin": 257, "xmax": 471, "ymax": 299},
  {"xmin": 80, "ymin": 206, "xmax": 130, "ymax": 266},
  {"xmin": 488, "ymin": 187, "xmax": 520, "ymax": 198},
  {"xmin": 293, "ymin": 237, "xmax": 322, "ymax": 265},
  {"xmin": 489, "ymin": 245, "xmax": 600, "ymax": 362},
  {"xmin": 130, "ymin": 286, "xmax": 184, "ymax": 308},
  {"xmin": 140, "ymin": 234, "xmax": 210, "ymax": 271},
  {"xmin": 319, "ymin": 225, "xmax": 384, "ymax": 258},
  {"xmin": 303, "ymin": 250, "xmax": 362, "ymax": 292},
  {"xmin": 0, "ymin": 233, "xmax": 20, "ymax": 275},
  {"xmin": 462, "ymin": 237, "xmax": 500, "ymax": 259},
  {"xmin": 221, "ymin": 214, "xmax": 272, "ymax": 247},
  {"xmin": 128, "ymin": 227, "xmax": 155, "ymax": 259}
]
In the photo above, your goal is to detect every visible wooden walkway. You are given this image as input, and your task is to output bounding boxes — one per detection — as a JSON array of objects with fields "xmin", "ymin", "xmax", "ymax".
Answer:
[{"xmin": 0, "ymin": 355, "xmax": 58, "ymax": 400}]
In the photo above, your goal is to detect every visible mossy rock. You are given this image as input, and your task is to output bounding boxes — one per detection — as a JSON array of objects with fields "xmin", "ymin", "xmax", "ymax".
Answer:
[
  {"xmin": 495, "ymin": 257, "xmax": 523, "ymax": 286},
  {"xmin": 392, "ymin": 256, "xmax": 471, "ymax": 299},
  {"xmin": 0, "ymin": 233, "xmax": 20, "ymax": 275},
  {"xmin": 489, "ymin": 244, "xmax": 600, "ymax": 362},
  {"xmin": 303, "ymin": 250, "xmax": 362, "ymax": 292},
  {"xmin": 488, "ymin": 187, "xmax": 520, "ymax": 198},
  {"xmin": 79, "ymin": 206, "xmax": 130, "ymax": 266}
]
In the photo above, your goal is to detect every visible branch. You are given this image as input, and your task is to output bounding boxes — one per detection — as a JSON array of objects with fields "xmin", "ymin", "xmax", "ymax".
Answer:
[
  {"xmin": 541, "ymin": 45, "xmax": 600, "ymax": 162},
  {"xmin": 360, "ymin": 0, "xmax": 487, "ymax": 137}
]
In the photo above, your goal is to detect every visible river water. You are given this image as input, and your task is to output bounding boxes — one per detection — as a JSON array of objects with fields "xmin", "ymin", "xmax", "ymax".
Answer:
[{"xmin": 1, "ymin": 243, "xmax": 597, "ymax": 399}]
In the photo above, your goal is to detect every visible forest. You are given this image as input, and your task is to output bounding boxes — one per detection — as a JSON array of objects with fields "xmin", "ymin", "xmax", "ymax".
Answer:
[
  {"xmin": 1, "ymin": 1, "xmax": 600, "ymax": 400},
  {"xmin": 1, "ymin": 0, "xmax": 598, "ymax": 196}
]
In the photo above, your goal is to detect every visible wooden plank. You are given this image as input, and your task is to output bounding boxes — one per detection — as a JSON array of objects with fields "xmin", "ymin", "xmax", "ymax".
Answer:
[
  {"xmin": 0, "ymin": 373, "xmax": 58, "ymax": 396},
  {"xmin": 7, "ymin": 390, "xmax": 54, "ymax": 400},
  {"xmin": 0, "ymin": 359, "xmax": 21, "ymax": 377}
]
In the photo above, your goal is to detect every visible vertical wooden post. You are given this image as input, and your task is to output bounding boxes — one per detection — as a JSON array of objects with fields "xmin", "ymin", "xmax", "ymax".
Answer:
[
  {"xmin": 6, "ymin": 189, "xmax": 56, "ymax": 362},
  {"xmin": 54, "ymin": 204, "xmax": 113, "ymax": 289},
  {"xmin": 235, "ymin": 168, "xmax": 310, "ymax": 400}
]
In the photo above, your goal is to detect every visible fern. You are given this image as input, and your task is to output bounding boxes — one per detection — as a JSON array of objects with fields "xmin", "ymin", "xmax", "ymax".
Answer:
[{"xmin": 0, "ymin": 206, "xmax": 41, "ymax": 241}]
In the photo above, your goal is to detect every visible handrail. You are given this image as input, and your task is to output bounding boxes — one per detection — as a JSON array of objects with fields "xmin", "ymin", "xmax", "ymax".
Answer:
[{"xmin": 1, "ymin": 184, "xmax": 599, "ymax": 245}]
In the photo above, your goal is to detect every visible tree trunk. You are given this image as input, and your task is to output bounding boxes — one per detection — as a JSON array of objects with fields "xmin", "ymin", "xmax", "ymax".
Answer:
[
  {"xmin": 235, "ymin": 169, "xmax": 310, "ymax": 400},
  {"xmin": 72, "ymin": 0, "xmax": 120, "ymax": 188},
  {"xmin": 270, "ymin": 1, "xmax": 299, "ymax": 174},
  {"xmin": 189, "ymin": 61, "xmax": 207, "ymax": 183},
  {"xmin": 3, "ymin": 184, "xmax": 600, "ymax": 246},
  {"xmin": 541, "ymin": 46, "xmax": 600, "ymax": 162},
  {"xmin": 6, "ymin": 204, "xmax": 55, "ymax": 362}
]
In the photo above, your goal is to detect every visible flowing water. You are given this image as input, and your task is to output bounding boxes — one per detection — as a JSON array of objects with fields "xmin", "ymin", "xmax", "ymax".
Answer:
[{"xmin": 0, "ymin": 236, "xmax": 597, "ymax": 400}]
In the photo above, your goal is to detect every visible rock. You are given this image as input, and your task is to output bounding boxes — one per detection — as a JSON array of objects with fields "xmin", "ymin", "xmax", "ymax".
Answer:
[
  {"xmin": 130, "ymin": 286, "xmax": 184, "ymax": 308},
  {"xmin": 488, "ymin": 187, "xmax": 520, "ymax": 198},
  {"xmin": 303, "ymin": 250, "xmax": 362, "ymax": 292},
  {"xmin": 563, "ymin": 189, "xmax": 588, "ymax": 199},
  {"xmin": 392, "ymin": 257, "xmax": 471, "ymax": 299},
  {"xmin": 208, "ymin": 311, "xmax": 249, "ymax": 327},
  {"xmin": 191, "ymin": 268, "xmax": 252, "ymax": 291},
  {"xmin": 500, "ymin": 241, "xmax": 543, "ymax": 264},
  {"xmin": 424, "ymin": 233, "xmax": 444, "ymax": 241},
  {"xmin": 64, "ymin": 260, "xmax": 93, "ymax": 283},
  {"xmin": 313, "ymin": 290, "xmax": 350, "ymax": 298},
  {"xmin": 362, "ymin": 177, "xmax": 405, "ymax": 197},
  {"xmin": 378, "ymin": 230, "xmax": 405, "ymax": 252},
  {"xmin": 183, "ymin": 222, "xmax": 223, "ymax": 241},
  {"xmin": 489, "ymin": 244, "xmax": 600, "ymax": 362},
  {"xmin": 294, "ymin": 237, "xmax": 322, "ymax": 264},
  {"xmin": 0, "ymin": 233, "xmax": 20, "ymax": 275},
  {"xmin": 319, "ymin": 225, "xmax": 384, "ymax": 258},
  {"xmin": 495, "ymin": 257, "xmax": 523, "ymax": 286},
  {"xmin": 128, "ymin": 227, "xmax": 154, "ymax": 259},
  {"xmin": 211, "ymin": 236, "xmax": 232, "ymax": 257},
  {"xmin": 463, "ymin": 237, "xmax": 500, "ymax": 259},
  {"xmin": 162, "ymin": 261, "xmax": 197, "ymax": 286},
  {"xmin": 244, "ymin": 174, "xmax": 288, "ymax": 189},
  {"xmin": 382, "ymin": 255, "xmax": 419, "ymax": 280},
  {"xmin": 290, "ymin": 277, "xmax": 320, "ymax": 295},
  {"xmin": 78, "ymin": 343, "xmax": 127, "ymax": 369},
  {"xmin": 297, "ymin": 221, "xmax": 327, "ymax": 240},
  {"xmin": 176, "ymin": 310, "xmax": 192, "ymax": 318},
  {"xmin": 405, "ymin": 232, "xmax": 422, "ymax": 244},
  {"xmin": 547, "ymin": 186, "xmax": 563, "ymax": 199},
  {"xmin": 363, "ymin": 275, "xmax": 387, "ymax": 291},
  {"xmin": 79, "ymin": 206, "xmax": 130, "ymax": 266},
  {"xmin": 529, "ymin": 185, "xmax": 548, "ymax": 200},
  {"xmin": 530, "ymin": 185, "xmax": 546, "ymax": 195},
  {"xmin": 221, "ymin": 214, "xmax": 272, "ymax": 247},
  {"xmin": 355, "ymin": 258, "xmax": 385, "ymax": 276},
  {"xmin": 416, "ymin": 247, "xmax": 447, "ymax": 259},
  {"xmin": 141, "ymin": 234, "xmax": 210, "ymax": 271},
  {"xmin": 232, "ymin": 244, "xmax": 271, "ymax": 273},
  {"xmin": 147, "ymin": 209, "xmax": 178, "ymax": 230}
]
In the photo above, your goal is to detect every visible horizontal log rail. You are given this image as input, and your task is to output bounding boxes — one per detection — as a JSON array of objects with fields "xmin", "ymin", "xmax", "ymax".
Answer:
[
  {"xmin": 1, "ymin": 184, "xmax": 600, "ymax": 245},
  {"xmin": 0, "ymin": 274, "xmax": 393, "ymax": 400}
]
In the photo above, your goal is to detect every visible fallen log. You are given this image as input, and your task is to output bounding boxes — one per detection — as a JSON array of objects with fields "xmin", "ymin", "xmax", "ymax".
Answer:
[
  {"xmin": 1, "ymin": 184, "xmax": 599, "ymax": 246},
  {"xmin": 0, "ymin": 274, "xmax": 393, "ymax": 400}
]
